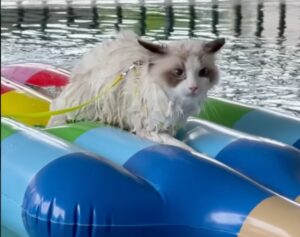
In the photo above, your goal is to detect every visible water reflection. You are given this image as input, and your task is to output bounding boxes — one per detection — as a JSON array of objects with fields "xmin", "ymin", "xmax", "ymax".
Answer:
[
  {"xmin": 6, "ymin": 1, "xmax": 296, "ymax": 41},
  {"xmin": 211, "ymin": 4, "xmax": 219, "ymax": 36},
  {"xmin": 255, "ymin": 3, "xmax": 264, "ymax": 37},
  {"xmin": 1, "ymin": 1, "xmax": 300, "ymax": 116},
  {"xmin": 278, "ymin": 3, "xmax": 286, "ymax": 38},
  {"xmin": 16, "ymin": 6, "xmax": 24, "ymax": 29},
  {"xmin": 164, "ymin": 4, "xmax": 174, "ymax": 38},
  {"xmin": 115, "ymin": 5, "xmax": 122, "ymax": 31},
  {"xmin": 41, "ymin": 7, "xmax": 50, "ymax": 31},
  {"xmin": 188, "ymin": 4, "xmax": 195, "ymax": 37},
  {"xmin": 91, "ymin": 6, "xmax": 100, "ymax": 28},
  {"xmin": 66, "ymin": 6, "xmax": 75, "ymax": 25},
  {"xmin": 139, "ymin": 4, "xmax": 146, "ymax": 35},
  {"xmin": 233, "ymin": 4, "xmax": 242, "ymax": 37}
]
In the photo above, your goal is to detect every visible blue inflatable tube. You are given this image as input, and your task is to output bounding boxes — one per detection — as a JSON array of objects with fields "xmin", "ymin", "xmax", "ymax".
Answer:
[
  {"xmin": 176, "ymin": 118, "xmax": 300, "ymax": 202},
  {"xmin": 43, "ymin": 118, "xmax": 300, "ymax": 203},
  {"xmin": 2, "ymin": 118, "xmax": 164, "ymax": 237},
  {"xmin": 2, "ymin": 117, "xmax": 300, "ymax": 237},
  {"xmin": 200, "ymin": 97, "xmax": 300, "ymax": 149}
]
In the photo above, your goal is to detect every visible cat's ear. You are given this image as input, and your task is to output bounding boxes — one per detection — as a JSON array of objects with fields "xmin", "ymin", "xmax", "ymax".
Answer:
[
  {"xmin": 203, "ymin": 38, "xmax": 225, "ymax": 53},
  {"xmin": 138, "ymin": 39, "xmax": 167, "ymax": 55}
]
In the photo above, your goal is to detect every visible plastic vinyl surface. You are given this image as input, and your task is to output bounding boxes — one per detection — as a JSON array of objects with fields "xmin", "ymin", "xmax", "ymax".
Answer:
[
  {"xmin": 3, "ymin": 62, "xmax": 295, "ymax": 204},
  {"xmin": 1, "ymin": 63, "xmax": 69, "ymax": 87},
  {"xmin": 200, "ymin": 97, "xmax": 300, "ymax": 149},
  {"xmin": 2, "ymin": 118, "xmax": 300, "ymax": 237},
  {"xmin": 45, "ymin": 120, "xmax": 300, "ymax": 204},
  {"xmin": 2, "ymin": 63, "xmax": 300, "ymax": 237},
  {"xmin": 1, "ymin": 77, "xmax": 51, "ymax": 126},
  {"xmin": 177, "ymin": 118, "xmax": 300, "ymax": 203},
  {"xmin": 2, "ymin": 63, "xmax": 300, "ymax": 149}
]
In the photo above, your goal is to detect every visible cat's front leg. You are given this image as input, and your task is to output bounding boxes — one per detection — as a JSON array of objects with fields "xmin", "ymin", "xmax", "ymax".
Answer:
[
  {"xmin": 47, "ymin": 114, "xmax": 68, "ymax": 127},
  {"xmin": 140, "ymin": 131, "xmax": 195, "ymax": 153}
]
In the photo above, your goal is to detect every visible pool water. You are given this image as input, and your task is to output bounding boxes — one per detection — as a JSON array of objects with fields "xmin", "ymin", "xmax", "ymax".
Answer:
[{"xmin": 1, "ymin": 0, "xmax": 300, "ymax": 116}]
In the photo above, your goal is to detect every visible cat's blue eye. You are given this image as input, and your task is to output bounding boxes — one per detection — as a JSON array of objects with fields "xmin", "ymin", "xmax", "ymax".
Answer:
[{"xmin": 199, "ymin": 68, "xmax": 209, "ymax": 77}]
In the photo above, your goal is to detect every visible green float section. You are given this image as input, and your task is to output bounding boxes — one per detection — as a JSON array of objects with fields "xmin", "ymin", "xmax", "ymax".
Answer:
[
  {"xmin": 200, "ymin": 97, "xmax": 252, "ymax": 128},
  {"xmin": 1, "ymin": 117, "xmax": 103, "ymax": 143},
  {"xmin": 1, "ymin": 121, "xmax": 18, "ymax": 141},
  {"xmin": 44, "ymin": 122, "xmax": 103, "ymax": 142}
]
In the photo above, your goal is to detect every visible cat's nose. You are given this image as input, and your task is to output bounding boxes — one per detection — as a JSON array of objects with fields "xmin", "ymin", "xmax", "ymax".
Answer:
[{"xmin": 189, "ymin": 86, "xmax": 199, "ymax": 93}]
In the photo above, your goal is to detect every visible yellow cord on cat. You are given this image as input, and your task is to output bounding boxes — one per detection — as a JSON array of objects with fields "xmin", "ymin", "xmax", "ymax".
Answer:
[{"xmin": 3, "ymin": 62, "xmax": 142, "ymax": 119}]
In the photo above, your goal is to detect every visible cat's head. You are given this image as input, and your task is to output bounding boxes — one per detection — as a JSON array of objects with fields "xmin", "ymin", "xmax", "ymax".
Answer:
[{"xmin": 138, "ymin": 38, "xmax": 225, "ymax": 102}]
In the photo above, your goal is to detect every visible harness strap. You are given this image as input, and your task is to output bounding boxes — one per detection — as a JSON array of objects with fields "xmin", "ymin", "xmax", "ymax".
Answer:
[{"xmin": 2, "ymin": 61, "xmax": 142, "ymax": 119}]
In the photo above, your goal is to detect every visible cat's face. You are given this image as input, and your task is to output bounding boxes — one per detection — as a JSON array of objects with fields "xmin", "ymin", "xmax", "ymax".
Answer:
[{"xmin": 139, "ymin": 38, "xmax": 224, "ymax": 102}]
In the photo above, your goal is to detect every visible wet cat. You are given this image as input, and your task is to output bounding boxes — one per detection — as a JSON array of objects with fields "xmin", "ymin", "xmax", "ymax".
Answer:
[{"xmin": 48, "ymin": 32, "xmax": 225, "ymax": 151}]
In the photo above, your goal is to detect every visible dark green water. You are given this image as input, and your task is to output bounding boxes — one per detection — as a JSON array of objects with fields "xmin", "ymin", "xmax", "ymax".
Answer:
[{"xmin": 1, "ymin": 0, "xmax": 300, "ymax": 116}]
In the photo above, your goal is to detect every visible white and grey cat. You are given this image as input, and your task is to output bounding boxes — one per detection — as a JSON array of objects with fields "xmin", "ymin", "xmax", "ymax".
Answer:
[{"xmin": 48, "ymin": 32, "xmax": 225, "ymax": 151}]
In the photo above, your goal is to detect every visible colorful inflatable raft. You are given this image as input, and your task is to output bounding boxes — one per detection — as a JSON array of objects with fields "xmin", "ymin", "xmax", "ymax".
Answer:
[{"xmin": 1, "ymin": 63, "xmax": 300, "ymax": 237}]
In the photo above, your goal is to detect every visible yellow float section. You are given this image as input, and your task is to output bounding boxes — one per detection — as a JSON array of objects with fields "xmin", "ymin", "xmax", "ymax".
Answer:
[
  {"xmin": 1, "ymin": 79, "xmax": 51, "ymax": 126},
  {"xmin": 238, "ymin": 196, "xmax": 300, "ymax": 237},
  {"xmin": 1, "ymin": 71, "xmax": 127, "ymax": 128}
]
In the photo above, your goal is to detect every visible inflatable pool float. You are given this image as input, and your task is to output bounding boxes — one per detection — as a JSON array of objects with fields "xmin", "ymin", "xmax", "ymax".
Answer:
[
  {"xmin": 200, "ymin": 97, "xmax": 300, "ymax": 149},
  {"xmin": 2, "ymin": 118, "xmax": 300, "ymax": 237},
  {"xmin": 1, "ymin": 63, "xmax": 300, "ymax": 237},
  {"xmin": 2, "ymin": 63, "xmax": 300, "ymax": 149}
]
